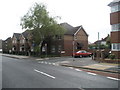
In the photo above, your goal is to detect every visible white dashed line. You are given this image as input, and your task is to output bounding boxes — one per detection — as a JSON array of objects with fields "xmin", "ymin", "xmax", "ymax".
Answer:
[
  {"xmin": 107, "ymin": 77, "xmax": 120, "ymax": 81},
  {"xmin": 44, "ymin": 62, "xmax": 47, "ymax": 64},
  {"xmin": 34, "ymin": 69, "xmax": 56, "ymax": 79},
  {"xmin": 87, "ymin": 72, "xmax": 97, "ymax": 76},
  {"xmin": 49, "ymin": 63, "xmax": 52, "ymax": 65},
  {"xmin": 68, "ymin": 67, "xmax": 74, "ymax": 69},
  {"xmin": 75, "ymin": 69, "xmax": 82, "ymax": 72},
  {"xmin": 36, "ymin": 59, "xmax": 43, "ymax": 60},
  {"xmin": 52, "ymin": 63, "xmax": 56, "ymax": 65}
]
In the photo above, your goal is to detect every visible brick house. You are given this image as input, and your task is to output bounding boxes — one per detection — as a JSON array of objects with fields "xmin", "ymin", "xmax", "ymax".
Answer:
[
  {"xmin": 12, "ymin": 30, "xmax": 32, "ymax": 55},
  {"xmin": 108, "ymin": 0, "xmax": 120, "ymax": 59},
  {"xmin": 19, "ymin": 30, "xmax": 32, "ymax": 55},
  {"xmin": 12, "ymin": 33, "xmax": 21, "ymax": 54},
  {"xmin": 94, "ymin": 34, "xmax": 110, "ymax": 46},
  {"xmin": 10, "ymin": 23, "xmax": 88, "ymax": 56},
  {"xmin": 2, "ymin": 37, "xmax": 12, "ymax": 53},
  {"xmin": 45, "ymin": 23, "xmax": 88, "ymax": 56}
]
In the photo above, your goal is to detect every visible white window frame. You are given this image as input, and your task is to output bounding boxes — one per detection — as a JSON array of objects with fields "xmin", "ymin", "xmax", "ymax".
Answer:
[
  {"xmin": 111, "ymin": 4, "xmax": 120, "ymax": 13},
  {"xmin": 51, "ymin": 45, "xmax": 55, "ymax": 53},
  {"xmin": 111, "ymin": 23, "xmax": 120, "ymax": 32},
  {"xmin": 112, "ymin": 43, "xmax": 120, "ymax": 51}
]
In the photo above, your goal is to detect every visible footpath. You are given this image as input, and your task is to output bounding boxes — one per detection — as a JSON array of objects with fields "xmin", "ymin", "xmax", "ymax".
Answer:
[{"xmin": 59, "ymin": 58, "xmax": 119, "ymax": 74}]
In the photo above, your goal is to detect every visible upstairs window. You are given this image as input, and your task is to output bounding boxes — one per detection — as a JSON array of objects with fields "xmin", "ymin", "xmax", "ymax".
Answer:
[
  {"xmin": 111, "ymin": 23, "xmax": 120, "ymax": 31},
  {"xmin": 112, "ymin": 43, "xmax": 120, "ymax": 51},
  {"xmin": 111, "ymin": 4, "xmax": 120, "ymax": 13}
]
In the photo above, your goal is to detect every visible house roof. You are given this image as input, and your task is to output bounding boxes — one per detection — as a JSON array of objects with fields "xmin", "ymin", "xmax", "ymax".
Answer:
[
  {"xmin": 108, "ymin": 0, "xmax": 120, "ymax": 6},
  {"xmin": 5, "ymin": 37, "xmax": 11, "ymax": 42},
  {"xmin": 22, "ymin": 30, "xmax": 31, "ymax": 39},
  {"xmin": 94, "ymin": 34, "xmax": 110, "ymax": 44},
  {"xmin": 60, "ymin": 23, "xmax": 88, "ymax": 36},
  {"xmin": 13, "ymin": 33, "xmax": 21, "ymax": 40}
]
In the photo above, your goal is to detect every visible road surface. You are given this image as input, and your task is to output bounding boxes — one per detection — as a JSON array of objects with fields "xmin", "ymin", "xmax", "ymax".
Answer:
[{"xmin": 2, "ymin": 55, "xmax": 119, "ymax": 89}]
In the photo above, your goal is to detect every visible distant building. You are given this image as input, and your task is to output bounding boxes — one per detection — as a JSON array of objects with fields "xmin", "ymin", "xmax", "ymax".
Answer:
[
  {"xmin": 12, "ymin": 30, "xmax": 32, "ymax": 55},
  {"xmin": 108, "ymin": 0, "xmax": 120, "ymax": 59},
  {"xmin": 2, "ymin": 37, "xmax": 12, "ymax": 53},
  {"xmin": 0, "ymin": 39, "xmax": 2, "ymax": 52},
  {"xmin": 94, "ymin": 34, "xmax": 110, "ymax": 46},
  {"xmin": 12, "ymin": 33, "xmax": 21, "ymax": 54}
]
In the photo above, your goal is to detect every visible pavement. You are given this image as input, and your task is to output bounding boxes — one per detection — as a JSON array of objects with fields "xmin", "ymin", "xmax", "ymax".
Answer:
[
  {"xmin": 59, "ymin": 58, "xmax": 119, "ymax": 74},
  {"xmin": 1, "ymin": 53, "xmax": 120, "ymax": 74}
]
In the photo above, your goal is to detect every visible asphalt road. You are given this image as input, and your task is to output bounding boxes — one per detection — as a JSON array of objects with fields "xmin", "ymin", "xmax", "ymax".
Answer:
[
  {"xmin": 2, "ymin": 56, "xmax": 119, "ymax": 89},
  {"xmin": 0, "ymin": 54, "xmax": 2, "ymax": 90}
]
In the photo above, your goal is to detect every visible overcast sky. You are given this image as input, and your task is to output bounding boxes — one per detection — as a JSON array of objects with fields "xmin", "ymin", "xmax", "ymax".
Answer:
[{"xmin": 0, "ymin": 0, "xmax": 113, "ymax": 43}]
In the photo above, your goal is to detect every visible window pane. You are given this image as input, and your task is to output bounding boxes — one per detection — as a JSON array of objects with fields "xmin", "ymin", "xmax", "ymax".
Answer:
[
  {"xmin": 112, "ymin": 43, "xmax": 120, "ymax": 51},
  {"xmin": 111, "ymin": 4, "xmax": 119, "ymax": 13},
  {"xmin": 111, "ymin": 23, "xmax": 120, "ymax": 31}
]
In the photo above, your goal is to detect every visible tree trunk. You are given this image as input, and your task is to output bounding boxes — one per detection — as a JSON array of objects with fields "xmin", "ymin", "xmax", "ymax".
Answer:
[{"xmin": 39, "ymin": 40, "xmax": 43, "ymax": 57}]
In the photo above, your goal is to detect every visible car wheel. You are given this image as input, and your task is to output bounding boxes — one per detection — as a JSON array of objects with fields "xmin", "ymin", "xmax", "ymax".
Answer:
[
  {"xmin": 79, "ymin": 55, "xmax": 82, "ymax": 58},
  {"xmin": 89, "ymin": 55, "xmax": 92, "ymax": 57}
]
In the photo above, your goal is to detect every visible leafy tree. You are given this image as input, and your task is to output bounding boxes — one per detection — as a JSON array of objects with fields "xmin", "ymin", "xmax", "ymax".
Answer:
[{"xmin": 20, "ymin": 3, "xmax": 65, "ymax": 55}]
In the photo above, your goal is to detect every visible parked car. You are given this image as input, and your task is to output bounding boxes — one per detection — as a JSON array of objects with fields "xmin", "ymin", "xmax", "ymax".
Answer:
[{"xmin": 73, "ymin": 50, "xmax": 92, "ymax": 58}]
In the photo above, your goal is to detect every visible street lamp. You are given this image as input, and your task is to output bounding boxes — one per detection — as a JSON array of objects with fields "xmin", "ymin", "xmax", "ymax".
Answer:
[
  {"xmin": 73, "ymin": 35, "xmax": 75, "ymax": 60},
  {"xmin": 45, "ymin": 43, "xmax": 47, "ymax": 57}
]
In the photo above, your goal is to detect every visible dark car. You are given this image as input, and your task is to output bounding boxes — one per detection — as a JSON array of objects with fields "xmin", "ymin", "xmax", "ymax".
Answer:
[{"xmin": 73, "ymin": 50, "xmax": 92, "ymax": 58}]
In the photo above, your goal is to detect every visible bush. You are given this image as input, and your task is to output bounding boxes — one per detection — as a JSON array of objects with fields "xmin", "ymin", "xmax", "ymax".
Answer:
[{"xmin": 109, "ymin": 54, "xmax": 115, "ymax": 60}]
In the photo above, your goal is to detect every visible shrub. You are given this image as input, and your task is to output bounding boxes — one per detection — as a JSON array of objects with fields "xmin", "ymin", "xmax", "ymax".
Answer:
[{"xmin": 109, "ymin": 54, "xmax": 115, "ymax": 60}]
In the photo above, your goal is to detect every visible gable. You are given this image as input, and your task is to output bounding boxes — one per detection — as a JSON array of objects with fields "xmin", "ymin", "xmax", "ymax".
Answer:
[{"xmin": 75, "ymin": 26, "xmax": 88, "ymax": 37}]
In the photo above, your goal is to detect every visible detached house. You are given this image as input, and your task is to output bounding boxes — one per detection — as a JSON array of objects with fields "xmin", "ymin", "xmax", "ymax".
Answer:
[
  {"xmin": 12, "ymin": 33, "xmax": 21, "ymax": 54},
  {"xmin": 45, "ymin": 23, "xmax": 88, "ymax": 56},
  {"xmin": 19, "ymin": 30, "xmax": 32, "ymax": 55},
  {"xmin": 2, "ymin": 37, "xmax": 12, "ymax": 53},
  {"xmin": 12, "ymin": 30, "xmax": 32, "ymax": 55}
]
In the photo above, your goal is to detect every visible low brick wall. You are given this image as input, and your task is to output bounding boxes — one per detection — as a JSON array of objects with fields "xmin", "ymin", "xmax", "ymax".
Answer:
[{"xmin": 95, "ymin": 59, "xmax": 120, "ymax": 64}]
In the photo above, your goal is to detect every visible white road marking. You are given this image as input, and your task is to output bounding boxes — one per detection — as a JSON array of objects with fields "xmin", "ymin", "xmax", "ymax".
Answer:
[
  {"xmin": 75, "ymin": 69, "xmax": 82, "ymax": 72},
  {"xmin": 107, "ymin": 77, "xmax": 120, "ymax": 81},
  {"xmin": 68, "ymin": 67, "xmax": 74, "ymax": 69},
  {"xmin": 44, "ymin": 62, "xmax": 47, "ymax": 64},
  {"xmin": 34, "ymin": 69, "xmax": 56, "ymax": 79},
  {"xmin": 87, "ymin": 72, "xmax": 97, "ymax": 76},
  {"xmin": 52, "ymin": 63, "xmax": 56, "ymax": 65},
  {"xmin": 49, "ymin": 63, "xmax": 51, "ymax": 65},
  {"xmin": 36, "ymin": 59, "xmax": 43, "ymax": 60}
]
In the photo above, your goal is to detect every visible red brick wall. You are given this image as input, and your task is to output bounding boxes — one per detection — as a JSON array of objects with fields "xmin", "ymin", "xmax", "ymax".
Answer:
[
  {"xmin": 111, "ymin": 31, "xmax": 120, "ymax": 43},
  {"xmin": 110, "ymin": 11, "xmax": 120, "ymax": 25},
  {"xmin": 63, "ymin": 35, "xmax": 73, "ymax": 56},
  {"xmin": 112, "ymin": 51, "xmax": 120, "ymax": 59}
]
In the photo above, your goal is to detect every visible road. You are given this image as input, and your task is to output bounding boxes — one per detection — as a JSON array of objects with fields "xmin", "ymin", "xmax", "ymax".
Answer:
[{"xmin": 2, "ymin": 55, "xmax": 119, "ymax": 89}]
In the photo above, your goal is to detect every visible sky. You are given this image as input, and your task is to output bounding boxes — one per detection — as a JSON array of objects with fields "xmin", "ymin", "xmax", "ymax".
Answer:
[{"xmin": 0, "ymin": 0, "xmax": 113, "ymax": 43}]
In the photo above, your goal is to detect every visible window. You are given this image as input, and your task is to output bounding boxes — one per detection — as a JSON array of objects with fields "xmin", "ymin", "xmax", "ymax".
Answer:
[
  {"xmin": 111, "ymin": 23, "xmax": 120, "ymax": 31},
  {"xmin": 12, "ymin": 40, "xmax": 17, "ymax": 44},
  {"xmin": 51, "ymin": 46, "xmax": 55, "ymax": 53},
  {"xmin": 111, "ymin": 4, "xmax": 120, "ymax": 13},
  {"xmin": 112, "ymin": 43, "xmax": 120, "ymax": 51},
  {"xmin": 58, "ymin": 45, "xmax": 62, "ymax": 52},
  {"xmin": 20, "ymin": 39, "xmax": 25, "ymax": 44}
]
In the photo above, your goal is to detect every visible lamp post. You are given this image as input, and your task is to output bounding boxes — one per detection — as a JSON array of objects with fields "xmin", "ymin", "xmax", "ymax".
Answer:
[
  {"xmin": 45, "ymin": 43, "xmax": 47, "ymax": 57},
  {"xmin": 73, "ymin": 35, "xmax": 75, "ymax": 60}
]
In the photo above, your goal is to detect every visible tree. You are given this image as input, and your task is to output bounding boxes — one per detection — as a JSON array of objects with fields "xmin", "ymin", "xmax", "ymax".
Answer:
[{"xmin": 20, "ymin": 3, "xmax": 65, "ymax": 55}]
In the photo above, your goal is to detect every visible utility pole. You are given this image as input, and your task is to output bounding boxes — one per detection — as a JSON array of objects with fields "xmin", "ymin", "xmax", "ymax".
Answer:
[
  {"xmin": 45, "ymin": 43, "xmax": 47, "ymax": 57},
  {"xmin": 98, "ymin": 32, "xmax": 100, "ymax": 62},
  {"xmin": 73, "ymin": 35, "xmax": 75, "ymax": 61},
  {"xmin": 98, "ymin": 32, "xmax": 100, "ymax": 49}
]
